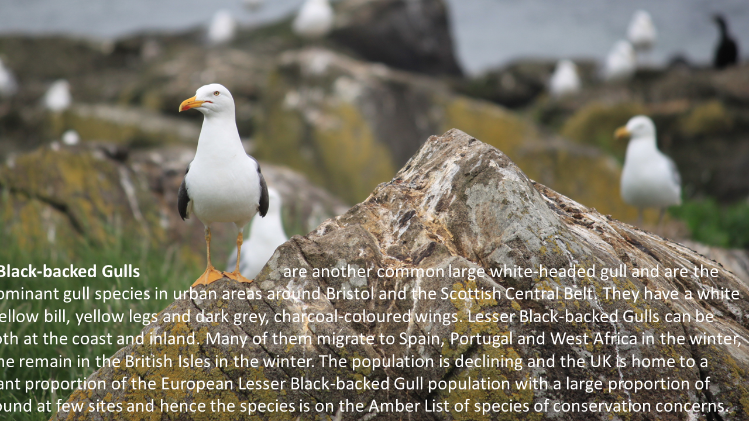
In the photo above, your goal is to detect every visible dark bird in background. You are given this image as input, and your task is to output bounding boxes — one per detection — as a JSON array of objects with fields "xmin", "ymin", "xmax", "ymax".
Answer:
[{"xmin": 713, "ymin": 14, "xmax": 738, "ymax": 69}]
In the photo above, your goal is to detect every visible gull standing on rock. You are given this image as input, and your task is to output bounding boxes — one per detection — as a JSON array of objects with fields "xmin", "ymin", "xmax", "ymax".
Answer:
[
  {"xmin": 178, "ymin": 83, "xmax": 269, "ymax": 286},
  {"xmin": 549, "ymin": 59, "xmax": 581, "ymax": 98},
  {"xmin": 226, "ymin": 188, "xmax": 288, "ymax": 280},
  {"xmin": 43, "ymin": 79, "xmax": 71, "ymax": 112},
  {"xmin": 604, "ymin": 40, "xmax": 636, "ymax": 82},
  {"xmin": 292, "ymin": 0, "xmax": 334, "ymax": 39},
  {"xmin": 616, "ymin": 115, "xmax": 681, "ymax": 224}
]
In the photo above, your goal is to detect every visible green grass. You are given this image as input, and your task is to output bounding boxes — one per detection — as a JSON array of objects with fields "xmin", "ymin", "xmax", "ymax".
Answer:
[
  {"xmin": 670, "ymin": 198, "xmax": 749, "ymax": 249},
  {"xmin": 0, "ymin": 229, "xmax": 200, "ymax": 421}
]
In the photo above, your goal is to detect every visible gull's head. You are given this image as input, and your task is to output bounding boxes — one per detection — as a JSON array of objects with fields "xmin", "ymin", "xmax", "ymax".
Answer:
[
  {"xmin": 615, "ymin": 115, "xmax": 655, "ymax": 141},
  {"xmin": 179, "ymin": 83, "xmax": 235, "ymax": 116}
]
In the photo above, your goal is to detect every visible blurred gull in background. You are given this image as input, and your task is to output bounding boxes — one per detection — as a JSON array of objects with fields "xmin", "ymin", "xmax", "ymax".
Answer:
[
  {"xmin": 227, "ymin": 188, "xmax": 288, "ymax": 280},
  {"xmin": 627, "ymin": 10, "xmax": 656, "ymax": 66},
  {"xmin": 61, "ymin": 129, "xmax": 80, "ymax": 146},
  {"xmin": 616, "ymin": 115, "xmax": 681, "ymax": 224},
  {"xmin": 293, "ymin": 0, "xmax": 334, "ymax": 39},
  {"xmin": 603, "ymin": 40, "xmax": 636, "ymax": 82},
  {"xmin": 0, "ymin": 57, "xmax": 18, "ymax": 98},
  {"xmin": 548, "ymin": 59, "xmax": 581, "ymax": 98},
  {"xmin": 206, "ymin": 9, "xmax": 236, "ymax": 46},
  {"xmin": 43, "ymin": 79, "xmax": 71, "ymax": 112},
  {"xmin": 627, "ymin": 10, "xmax": 657, "ymax": 53}
]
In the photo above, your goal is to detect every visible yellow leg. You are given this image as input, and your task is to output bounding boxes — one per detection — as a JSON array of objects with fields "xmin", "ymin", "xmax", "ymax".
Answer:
[
  {"xmin": 234, "ymin": 231, "xmax": 242, "ymax": 273},
  {"xmin": 192, "ymin": 227, "xmax": 226, "ymax": 287},
  {"xmin": 225, "ymin": 231, "xmax": 253, "ymax": 284}
]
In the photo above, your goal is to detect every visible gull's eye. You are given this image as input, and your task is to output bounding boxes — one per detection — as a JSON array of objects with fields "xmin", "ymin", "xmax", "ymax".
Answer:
[{"xmin": 213, "ymin": 91, "xmax": 220, "ymax": 96}]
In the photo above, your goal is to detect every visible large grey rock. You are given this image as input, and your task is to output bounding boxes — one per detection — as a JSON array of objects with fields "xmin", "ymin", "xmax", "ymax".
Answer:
[
  {"xmin": 330, "ymin": 0, "xmax": 462, "ymax": 76},
  {"xmin": 56, "ymin": 129, "xmax": 749, "ymax": 420}
]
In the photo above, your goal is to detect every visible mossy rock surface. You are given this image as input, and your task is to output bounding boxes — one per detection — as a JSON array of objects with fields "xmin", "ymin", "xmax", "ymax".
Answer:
[{"xmin": 0, "ymin": 142, "xmax": 348, "ymax": 270}]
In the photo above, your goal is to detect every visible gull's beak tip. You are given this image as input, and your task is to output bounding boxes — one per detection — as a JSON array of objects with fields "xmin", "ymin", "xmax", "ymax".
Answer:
[
  {"xmin": 180, "ymin": 96, "xmax": 204, "ymax": 112},
  {"xmin": 615, "ymin": 126, "xmax": 630, "ymax": 140}
]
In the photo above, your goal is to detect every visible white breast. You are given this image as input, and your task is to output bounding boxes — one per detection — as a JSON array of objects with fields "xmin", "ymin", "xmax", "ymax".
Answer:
[
  {"xmin": 621, "ymin": 141, "xmax": 680, "ymax": 208},
  {"xmin": 186, "ymin": 155, "xmax": 260, "ymax": 227}
]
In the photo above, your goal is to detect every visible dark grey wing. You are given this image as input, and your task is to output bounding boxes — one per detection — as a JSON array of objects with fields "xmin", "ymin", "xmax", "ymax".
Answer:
[
  {"xmin": 178, "ymin": 162, "xmax": 191, "ymax": 221},
  {"xmin": 257, "ymin": 166, "xmax": 269, "ymax": 218}
]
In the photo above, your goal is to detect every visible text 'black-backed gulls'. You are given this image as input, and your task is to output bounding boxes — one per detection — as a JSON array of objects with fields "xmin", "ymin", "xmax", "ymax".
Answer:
[{"xmin": 178, "ymin": 83, "xmax": 269, "ymax": 286}]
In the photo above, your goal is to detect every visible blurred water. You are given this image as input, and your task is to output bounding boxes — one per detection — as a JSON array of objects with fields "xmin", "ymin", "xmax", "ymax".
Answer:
[
  {"xmin": 449, "ymin": 0, "xmax": 749, "ymax": 74},
  {"xmin": 0, "ymin": 0, "xmax": 747, "ymax": 74}
]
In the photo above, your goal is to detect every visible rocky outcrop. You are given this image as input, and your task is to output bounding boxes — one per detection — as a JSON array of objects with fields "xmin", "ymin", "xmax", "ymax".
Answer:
[
  {"xmin": 65, "ymin": 104, "xmax": 200, "ymax": 146},
  {"xmin": 0, "ymin": 142, "xmax": 347, "ymax": 261},
  {"xmin": 331, "ymin": 0, "xmax": 462, "ymax": 76},
  {"xmin": 56, "ymin": 129, "xmax": 749, "ymax": 420},
  {"xmin": 255, "ymin": 47, "xmax": 640, "ymax": 223},
  {"xmin": 458, "ymin": 60, "xmax": 599, "ymax": 109},
  {"xmin": 681, "ymin": 240, "xmax": 749, "ymax": 285}
]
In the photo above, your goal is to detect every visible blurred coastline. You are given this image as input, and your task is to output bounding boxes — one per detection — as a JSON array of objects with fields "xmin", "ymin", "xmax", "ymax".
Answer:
[{"xmin": 0, "ymin": 0, "xmax": 748, "ymax": 74}]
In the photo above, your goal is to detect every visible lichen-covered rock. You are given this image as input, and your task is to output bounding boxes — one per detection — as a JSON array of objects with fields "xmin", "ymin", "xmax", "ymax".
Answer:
[
  {"xmin": 255, "ymin": 48, "xmax": 638, "ymax": 222},
  {"xmin": 0, "ymin": 145, "xmax": 147, "ymax": 248},
  {"xmin": 680, "ymin": 241, "xmax": 749, "ymax": 285},
  {"xmin": 0, "ymin": 142, "xmax": 347, "ymax": 263},
  {"xmin": 56, "ymin": 129, "xmax": 749, "ymax": 421},
  {"xmin": 63, "ymin": 104, "xmax": 200, "ymax": 146},
  {"xmin": 330, "ymin": 0, "xmax": 462, "ymax": 76}
]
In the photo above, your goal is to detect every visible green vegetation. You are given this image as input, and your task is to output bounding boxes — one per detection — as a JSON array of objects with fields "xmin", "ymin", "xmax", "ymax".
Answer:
[
  {"xmin": 670, "ymin": 199, "xmax": 749, "ymax": 249},
  {"xmin": 0, "ymin": 229, "xmax": 199, "ymax": 421}
]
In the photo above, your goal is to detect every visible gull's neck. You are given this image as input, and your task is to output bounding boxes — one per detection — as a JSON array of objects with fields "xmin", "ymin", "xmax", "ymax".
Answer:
[
  {"xmin": 195, "ymin": 112, "xmax": 245, "ymax": 160},
  {"xmin": 625, "ymin": 135, "xmax": 658, "ymax": 162}
]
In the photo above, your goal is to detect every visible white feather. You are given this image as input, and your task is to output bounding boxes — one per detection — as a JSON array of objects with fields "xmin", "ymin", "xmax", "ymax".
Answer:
[
  {"xmin": 627, "ymin": 10, "xmax": 657, "ymax": 52},
  {"xmin": 43, "ymin": 80, "xmax": 71, "ymax": 112},
  {"xmin": 207, "ymin": 9, "xmax": 236, "ymax": 45},
  {"xmin": 604, "ymin": 40, "xmax": 636, "ymax": 81},
  {"xmin": 549, "ymin": 59, "xmax": 581, "ymax": 97},
  {"xmin": 62, "ymin": 130, "xmax": 80, "ymax": 145},
  {"xmin": 0, "ymin": 58, "xmax": 18, "ymax": 98}
]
